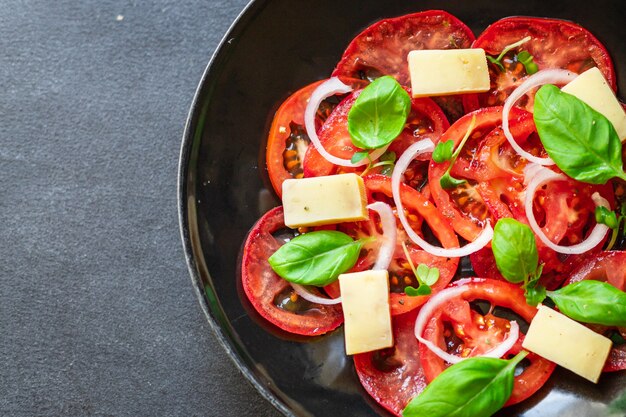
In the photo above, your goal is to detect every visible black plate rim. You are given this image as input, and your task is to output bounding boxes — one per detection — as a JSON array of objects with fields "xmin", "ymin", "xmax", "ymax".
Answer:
[{"xmin": 177, "ymin": 0, "xmax": 294, "ymax": 416}]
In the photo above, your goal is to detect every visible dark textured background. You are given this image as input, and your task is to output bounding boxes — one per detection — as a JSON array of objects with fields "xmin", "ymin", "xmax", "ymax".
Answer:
[{"xmin": 1, "ymin": 1, "xmax": 281, "ymax": 416}]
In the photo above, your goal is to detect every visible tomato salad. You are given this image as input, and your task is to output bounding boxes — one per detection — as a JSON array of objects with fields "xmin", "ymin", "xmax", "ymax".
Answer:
[{"xmin": 241, "ymin": 10, "xmax": 626, "ymax": 417}]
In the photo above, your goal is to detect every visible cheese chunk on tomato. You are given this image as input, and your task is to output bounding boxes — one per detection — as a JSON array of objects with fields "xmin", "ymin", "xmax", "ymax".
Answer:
[
  {"xmin": 562, "ymin": 67, "xmax": 626, "ymax": 142},
  {"xmin": 282, "ymin": 173, "xmax": 368, "ymax": 228},
  {"xmin": 339, "ymin": 270, "xmax": 393, "ymax": 355},
  {"xmin": 522, "ymin": 305, "xmax": 612, "ymax": 383},
  {"xmin": 408, "ymin": 49, "xmax": 490, "ymax": 97}
]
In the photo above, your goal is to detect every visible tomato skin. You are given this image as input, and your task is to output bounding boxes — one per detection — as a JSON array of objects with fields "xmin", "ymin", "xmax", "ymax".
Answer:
[
  {"xmin": 473, "ymin": 16, "xmax": 616, "ymax": 109},
  {"xmin": 353, "ymin": 310, "xmax": 426, "ymax": 417},
  {"xmin": 241, "ymin": 206, "xmax": 343, "ymax": 336},
  {"xmin": 266, "ymin": 77, "xmax": 366, "ymax": 197},
  {"xmin": 303, "ymin": 90, "xmax": 449, "ymax": 182},
  {"xmin": 418, "ymin": 278, "xmax": 556, "ymax": 406},
  {"xmin": 331, "ymin": 10, "xmax": 476, "ymax": 121},
  {"xmin": 565, "ymin": 251, "xmax": 626, "ymax": 372}
]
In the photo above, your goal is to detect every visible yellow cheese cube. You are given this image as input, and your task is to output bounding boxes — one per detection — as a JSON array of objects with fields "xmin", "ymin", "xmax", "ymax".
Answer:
[
  {"xmin": 522, "ymin": 305, "xmax": 612, "ymax": 383},
  {"xmin": 339, "ymin": 270, "xmax": 393, "ymax": 355},
  {"xmin": 408, "ymin": 48, "xmax": 490, "ymax": 97},
  {"xmin": 562, "ymin": 67, "xmax": 626, "ymax": 141},
  {"xmin": 281, "ymin": 173, "xmax": 368, "ymax": 228}
]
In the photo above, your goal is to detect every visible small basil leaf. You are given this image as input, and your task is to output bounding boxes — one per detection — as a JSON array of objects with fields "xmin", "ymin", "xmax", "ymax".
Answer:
[
  {"xmin": 268, "ymin": 230, "xmax": 362, "ymax": 286},
  {"xmin": 351, "ymin": 150, "xmax": 369, "ymax": 164},
  {"xmin": 534, "ymin": 84, "xmax": 626, "ymax": 184},
  {"xmin": 404, "ymin": 286, "xmax": 420, "ymax": 297},
  {"xmin": 525, "ymin": 283, "xmax": 547, "ymax": 307},
  {"xmin": 486, "ymin": 55, "xmax": 505, "ymax": 72},
  {"xmin": 516, "ymin": 51, "xmax": 538, "ymax": 75},
  {"xmin": 547, "ymin": 280, "xmax": 626, "ymax": 327},
  {"xmin": 595, "ymin": 206, "xmax": 619, "ymax": 229},
  {"xmin": 423, "ymin": 267, "xmax": 440, "ymax": 286},
  {"xmin": 432, "ymin": 140, "xmax": 455, "ymax": 163},
  {"xmin": 440, "ymin": 172, "xmax": 466, "ymax": 190},
  {"xmin": 492, "ymin": 218, "xmax": 539, "ymax": 284},
  {"xmin": 403, "ymin": 352, "xmax": 527, "ymax": 417},
  {"xmin": 348, "ymin": 76, "xmax": 411, "ymax": 150},
  {"xmin": 416, "ymin": 285, "xmax": 432, "ymax": 296}
]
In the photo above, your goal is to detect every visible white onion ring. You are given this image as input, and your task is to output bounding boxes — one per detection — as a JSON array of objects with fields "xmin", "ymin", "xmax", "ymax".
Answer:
[
  {"xmin": 502, "ymin": 69, "xmax": 578, "ymax": 166},
  {"xmin": 366, "ymin": 202, "xmax": 397, "ymax": 271},
  {"xmin": 391, "ymin": 139, "xmax": 494, "ymax": 258},
  {"xmin": 290, "ymin": 283, "xmax": 341, "ymax": 305},
  {"xmin": 304, "ymin": 77, "xmax": 389, "ymax": 167},
  {"xmin": 414, "ymin": 283, "xmax": 520, "ymax": 364},
  {"xmin": 524, "ymin": 165, "xmax": 610, "ymax": 254}
]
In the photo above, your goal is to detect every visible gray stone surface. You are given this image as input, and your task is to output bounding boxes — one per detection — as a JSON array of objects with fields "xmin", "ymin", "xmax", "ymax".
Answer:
[{"xmin": 0, "ymin": 1, "xmax": 280, "ymax": 416}]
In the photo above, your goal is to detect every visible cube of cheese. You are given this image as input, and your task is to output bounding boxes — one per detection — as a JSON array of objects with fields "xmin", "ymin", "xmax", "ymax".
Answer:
[
  {"xmin": 281, "ymin": 173, "xmax": 368, "ymax": 228},
  {"xmin": 562, "ymin": 67, "xmax": 626, "ymax": 141},
  {"xmin": 522, "ymin": 305, "xmax": 612, "ymax": 383},
  {"xmin": 339, "ymin": 270, "xmax": 393, "ymax": 355},
  {"xmin": 408, "ymin": 49, "xmax": 490, "ymax": 97}
]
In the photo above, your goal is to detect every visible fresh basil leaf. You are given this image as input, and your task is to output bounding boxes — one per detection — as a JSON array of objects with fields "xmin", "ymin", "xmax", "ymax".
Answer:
[
  {"xmin": 348, "ymin": 76, "xmax": 411, "ymax": 150},
  {"xmin": 595, "ymin": 206, "xmax": 619, "ymax": 229},
  {"xmin": 405, "ymin": 284, "xmax": 432, "ymax": 296},
  {"xmin": 268, "ymin": 230, "xmax": 362, "ymax": 286},
  {"xmin": 492, "ymin": 218, "xmax": 539, "ymax": 284},
  {"xmin": 351, "ymin": 150, "xmax": 369, "ymax": 164},
  {"xmin": 440, "ymin": 172, "xmax": 466, "ymax": 190},
  {"xmin": 403, "ymin": 351, "xmax": 527, "ymax": 417},
  {"xmin": 547, "ymin": 280, "xmax": 626, "ymax": 327},
  {"xmin": 432, "ymin": 140, "xmax": 455, "ymax": 163},
  {"xmin": 486, "ymin": 56, "xmax": 505, "ymax": 72},
  {"xmin": 534, "ymin": 84, "xmax": 626, "ymax": 184},
  {"xmin": 525, "ymin": 283, "xmax": 547, "ymax": 307}
]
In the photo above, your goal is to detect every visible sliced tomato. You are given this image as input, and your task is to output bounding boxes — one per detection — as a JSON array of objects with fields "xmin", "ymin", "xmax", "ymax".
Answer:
[
  {"xmin": 334, "ymin": 175, "xmax": 460, "ymax": 315},
  {"xmin": 429, "ymin": 107, "xmax": 614, "ymax": 287},
  {"xmin": 303, "ymin": 88, "xmax": 449, "ymax": 193},
  {"xmin": 266, "ymin": 77, "xmax": 366, "ymax": 197},
  {"xmin": 565, "ymin": 251, "xmax": 626, "ymax": 372},
  {"xmin": 473, "ymin": 17, "xmax": 616, "ymax": 109},
  {"xmin": 418, "ymin": 279, "xmax": 556, "ymax": 406},
  {"xmin": 331, "ymin": 10, "xmax": 476, "ymax": 121},
  {"xmin": 353, "ymin": 310, "xmax": 425, "ymax": 416},
  {"xmin": 240, "ymin": 206, "xmax": 343, "ymax": 336}
]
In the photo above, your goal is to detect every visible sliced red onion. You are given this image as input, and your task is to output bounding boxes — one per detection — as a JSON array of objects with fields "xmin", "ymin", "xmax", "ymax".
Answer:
[
  {"xmin": 502, "ymin": 69, "xmax": 578, "ymax": 166},
  {"xmin": 290, "ymin": 283, "xmax": 341, "ymax": 305},
  {"xmin": 391, "ymin": 139, "xmax": 493, "ymax": 258},
  {"xmin": 524, "ymin": 165, "xmax": 610, "ymax": 254},
  {"xmin": 414, "ymin": 283, "xmax": 520, "ymax": 364},
  {"xmin": 304, "ymin": 77, "xmax": 389, "ymax": 168},
  {"xmin": 366, "ymin": 202, "xmax": 397, "ymax": 271}
]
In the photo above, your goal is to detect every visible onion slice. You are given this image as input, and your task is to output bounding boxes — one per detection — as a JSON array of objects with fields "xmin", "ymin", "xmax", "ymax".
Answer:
[
  {"xmin": 391, "ymin": 139, "xmax": 494, "ymax": 258},
  {"xmin": 502, "ymin": 69, "xmax": 578, "ymax": 166},
  {"xmin": 367, "ymin": 202, "xmax": 397, "ymax": 271},
  {"xmin": 304, "ymin": 77, "xmax": 389, "ymax": 167},
  {"xmin": 414, "ymin": 283, "xmax": 520, "ymax": 364},
  {"xmin": 524, "ymin": 164, "xmax": 610, "ymax": 254},
  {"xmin": 290, "ymin": 283, "xmax": 341, "ymax": 305}
]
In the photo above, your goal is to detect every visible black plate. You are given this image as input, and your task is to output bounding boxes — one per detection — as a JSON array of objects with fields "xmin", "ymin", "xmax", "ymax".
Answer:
[{"xmin": 178, "ymin": 1, "xmax": 626, "ymax": 416}]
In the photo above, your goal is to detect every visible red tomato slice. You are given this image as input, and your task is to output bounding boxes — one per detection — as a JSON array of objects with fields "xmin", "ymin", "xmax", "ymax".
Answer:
[
  {"xmin": 473, "ymin": 17, "xmax": 616, "ymax": 109},
  {"xmin": 303, "ymin": 88, "xmax": 449, "ymax": 192},
  {"xmin": 333, "ymin": 175, "xmax": 460, "ymax": 315},
  {"xmin": 266, "ymin": 77, "xmax": 366, "ymax": 197},
  {"xmin": 429, "ymin": 107, "xmax": 614, "ymax": 287},
  {"xmin": 331, "ymin": 10, "xmax": 476, "ymax": 122},
  {"xmin": 240, "ymin": 206, "xmax": 343, "ymax": 336},
  {"xmin": 565, "ymin": 251, "xmax": 626, "ymax": 372},
  {"xmin": 353, "ymin": 310, "xmax": 426, "ymax": 416},
  {"xmin": 418, "ymin": 279, "xmax": 556, "ymax": 406}
]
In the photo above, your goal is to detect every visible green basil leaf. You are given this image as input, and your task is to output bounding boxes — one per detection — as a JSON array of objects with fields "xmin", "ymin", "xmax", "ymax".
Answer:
[
  {"xmin": 492, "ymin": 218, "xmax": 538, "ymax": 283},
  {"xmin": 534, "ymin": 84, "xmax": 626, "ymax": 184},
  {"xmin": 486, "ymin": 55, "xmax": 505, "ymax": 72},
  {"xmin": 432, "ymin": 140, "xmax": 455, "ymax": 163},
  {"xmin": 525, "ymin": 283, "xmax": 547, "ymax": 307},
  {"xmin": 348, "ymin": 76, "xmax": 411, "ymax": 150},
  {"xmin": 595, "ymin": 206, "xmax": 619, "ymax": 229},
  {"xmin": 418, "ymin": 265, "xmax": 440, "ymax": 286},
  {"xmin": 403, "ymin": 352, "xmax": 527, "ymax": 417},
  {"xmin": 547, "ymin": 280, "xmax": 626, "ymax": 327},
  {"xmin": 351, "ymin": 150, "xmax": 369, "ymax": 164},
  {"xmin": 516, "ymin": 51, "xmax": 538, "ymax": 75},
  {"xmin": 268, "ymin": 230, "xmax": 362, "ymax": 286}
]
